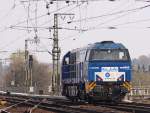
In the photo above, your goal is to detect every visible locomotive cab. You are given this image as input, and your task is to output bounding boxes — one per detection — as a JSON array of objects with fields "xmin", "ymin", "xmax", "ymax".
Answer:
[
  {"xmin": 86, "ymin": 42, "xmax": 131, "ymax": 101},
  {"xmin": 61, "ymin": 41, "xmax": 132, "ymax": 102}
]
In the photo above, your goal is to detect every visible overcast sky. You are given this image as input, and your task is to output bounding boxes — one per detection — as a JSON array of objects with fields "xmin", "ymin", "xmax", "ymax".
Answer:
[{"xmin": 0, "ymin": 0, "xmax": 150, "ymax": 63}]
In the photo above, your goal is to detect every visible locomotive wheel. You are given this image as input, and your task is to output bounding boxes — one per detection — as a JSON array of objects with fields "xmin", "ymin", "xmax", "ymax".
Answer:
[
  {"xmin": 87, "ymin": 96, "xmax": 94, "ymax": 104},
  {"xmin": 71, "ymin": 97, "xmax": 79, "ymax": 102},
  {"xmin": 79, "ymin": 90, "xmax": 86, "ymax": 100},
  {"xmin": 74, "ymin": 98, "xmax": 79, "ymax": 102}
]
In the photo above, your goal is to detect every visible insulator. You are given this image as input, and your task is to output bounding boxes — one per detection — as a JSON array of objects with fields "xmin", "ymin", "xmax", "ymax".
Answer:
[
  {"xmin": 67, "ymin": 21, "xmax": 72, "ymax": 24},
  {"xmin": 60, "ymin": 15, "xmax": 66, "ymax": 20},
  {"xmin": 47, "ymin": 12, "xmax": 50, "ymax": 15},
  {"xmin": 50, "ymin": 1, "xmax": 53, "ymax": 4},
  {"xmin": 66, "ymin": 1, "xmax": 70, "ymax": 4},
  {"xmin": 69, "ymin": 15, "xmax": 75, "ymax": 20},
  {"xmin": 46, "ymin": 3, "xmax": 49, "ymax": 9}
]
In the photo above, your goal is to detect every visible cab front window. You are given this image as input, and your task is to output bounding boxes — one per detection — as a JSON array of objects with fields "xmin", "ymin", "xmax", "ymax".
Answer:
[{"xmin": 89, "ymin": 49, "xmax": 130, "ymax": 61}]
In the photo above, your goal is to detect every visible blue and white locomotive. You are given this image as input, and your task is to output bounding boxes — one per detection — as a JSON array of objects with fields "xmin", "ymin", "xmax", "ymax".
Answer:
[{"xmin": 61, "ymin": 41, "xmax": 131, "ymax": 102}]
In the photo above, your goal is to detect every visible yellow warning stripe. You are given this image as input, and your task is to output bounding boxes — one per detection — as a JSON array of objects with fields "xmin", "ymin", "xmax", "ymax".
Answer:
[
  {"xmin": 0, "ymin": 100, "xmax": 7, "ymax": 106},
  {"xmin": 123, "ymin": 82, "xmax": 132, "ymax": 91},
  {"xmin": 89, "ymin": 82, "xmax": 95, "ymax": 88},
  {"xmin": 86, "ymin": 82, "xmax": 96, "ymax": 92},
  {"xmin": 126, "ymin": 82, "xmax": 132, "ymax": 90}
]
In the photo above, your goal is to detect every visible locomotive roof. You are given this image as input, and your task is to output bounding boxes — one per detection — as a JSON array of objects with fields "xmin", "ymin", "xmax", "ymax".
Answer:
[
  {"xmin": 89, "ymin": 41, "xmax": 126, "ymax": 50},
  {"xmin": 70, "ymin": 41, "xmax": 127, "ymax": 53}
]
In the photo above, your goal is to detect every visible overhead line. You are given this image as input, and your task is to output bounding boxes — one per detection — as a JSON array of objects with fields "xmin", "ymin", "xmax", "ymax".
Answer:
[
  {"xmin": 0, "ymin": 0, "xmax": 18, "ymax": 22},
  {"xmin": 112, "ymin": 18, "xmax": 150, "ymax": 27},
  {"xmin": 87, "ymin": 9, "xmax": 140, "ymax": 30},
  {"xmin": 10, "ymin": 25, "xmax": 87, "ymax": 31},
  {"xmin": 0, "ymin": 1, "xmax": 76, "ymax": 33},
  {"xmin": 0, "ymin": 14, "xmax": 47, "ymax": 32},
  {"xmin": 43, "ymin": 0, "xmax": 130, "ymax": 30},
  {"xmin": 69, "ymin": 4, "xmax": 150, "ymax": 23},
  {"xmin": 0, "ymin": 33, "xmax": 29, "ymax": 51},
  {"xmin": 26, "ymin": 2, "xmax": 83, "ymax": 27},
  {"xmin": 20, "ymin": 0, "xmax": 119, "ymax": 2}
]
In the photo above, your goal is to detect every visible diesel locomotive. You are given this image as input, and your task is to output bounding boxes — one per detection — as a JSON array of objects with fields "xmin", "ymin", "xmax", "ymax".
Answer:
[{"xmin": 61, "ymin": 41, "xmax": 131, "ymax": 102}]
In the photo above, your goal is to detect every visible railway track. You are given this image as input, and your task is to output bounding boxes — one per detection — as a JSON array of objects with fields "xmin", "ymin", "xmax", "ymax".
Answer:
[
  {"xmin": 0, "ymin": 96, "xmax": 101, "ymax": 113},
  {"xmin": 0, "ymin": 93, "xmax": 150, "ymax": 113},
  {"xmin": 95, "ymin": 101, "xmax": 150, "ymax": 113},
  {"xmin": 0, "ymin": 95, "xmax": 124, "ymax": 113}
]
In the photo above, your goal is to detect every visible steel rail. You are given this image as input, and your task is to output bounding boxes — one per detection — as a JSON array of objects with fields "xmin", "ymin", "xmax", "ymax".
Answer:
[{"xmin": 97, "ymin": 102, "xmax": 150, "ymax": 113}]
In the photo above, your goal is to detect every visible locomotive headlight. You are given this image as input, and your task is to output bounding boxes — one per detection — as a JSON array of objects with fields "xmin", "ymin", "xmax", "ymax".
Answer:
[
  {"xmin": 117, "ymin": 74, "xmax": 124, "ymax": 81},
  {"xmin": 118, "ymin": 78, "xmax": 122, "ymax": 81},
  {"xmin": 108, "ymin": 50, "xmax": 111, "ymax": 53}
]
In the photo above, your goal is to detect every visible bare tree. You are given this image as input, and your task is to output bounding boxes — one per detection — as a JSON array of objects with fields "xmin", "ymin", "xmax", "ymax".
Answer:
[{"xmin": 3, "ymin": 51, "xmax": 52, "ymax": 94}]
